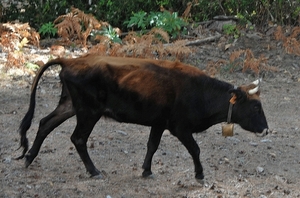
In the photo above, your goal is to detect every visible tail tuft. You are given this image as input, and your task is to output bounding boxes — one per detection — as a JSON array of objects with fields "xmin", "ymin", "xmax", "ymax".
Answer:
[
  {"xmin": 15, "ymin": 136, "xmax": 28, "ymax": 160},
  {"xmin": 15, "ymin": 110, "xmax": 33, "ymax": 160}
]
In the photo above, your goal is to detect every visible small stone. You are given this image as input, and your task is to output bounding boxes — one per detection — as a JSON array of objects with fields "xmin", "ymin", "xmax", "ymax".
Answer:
[
  {"xmin": 116, "ymin": 130, "xmax": 127, "ymax": 136},
  {"xmin": 260, "ymin": 139, "xmax": 272, "ymax": 143},
  {"xmin": 3, "ymin": 156, "xmax": 11, "ymax": 164},
  {"xmin": 224, "ymin": 157, "xmax": 230, "ymax": 164},
  {"xmin": 249, "ymin": 141, "xmax": 258, "ymax": 147},
  {"xmin": 268, "ymin": 152, "xmax": 276, "ymax": 158},
  {"xmin": 256, "ymin": 166, "xmax": 264, "ymax": 173}
]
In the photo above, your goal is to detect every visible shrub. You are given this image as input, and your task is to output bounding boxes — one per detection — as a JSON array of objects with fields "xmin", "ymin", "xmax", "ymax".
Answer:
[
  {"xmin": 39, "ymin": 22, "xmax": 57, "ymax": 39},
  {"xmin": 125, "ymin": 11, "xmax": 187, "ymax": 39}
]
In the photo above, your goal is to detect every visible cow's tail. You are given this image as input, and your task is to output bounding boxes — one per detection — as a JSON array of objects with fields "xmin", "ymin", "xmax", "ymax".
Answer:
[{"xmin": 16, "ymin": 58, "xmax": 64, "ymax": 160}]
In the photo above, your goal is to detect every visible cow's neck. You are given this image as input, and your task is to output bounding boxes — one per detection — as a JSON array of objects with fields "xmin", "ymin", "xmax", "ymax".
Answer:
[{"xmin": 201, "ymin": 78, "xmax": 234, "ymax": 127}]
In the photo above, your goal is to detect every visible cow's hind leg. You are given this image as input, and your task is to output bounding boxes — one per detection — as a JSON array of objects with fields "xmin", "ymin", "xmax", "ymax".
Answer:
[
  {"xmin": 70, "ymin": 111, "xmax": 102, "ymax": 178},
  {"xmin": 142, "ymin": 125, "xmax": 165, "ymax": 177},
  {"xmin": 24, "ymin": 95, "xmax": 75, "ymax": 167}
]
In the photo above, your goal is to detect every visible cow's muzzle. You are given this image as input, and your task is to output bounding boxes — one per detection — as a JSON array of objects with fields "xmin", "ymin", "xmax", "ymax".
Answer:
[{"xmin": 256, "ymin": 128, "xmax": 269, "ymax": 137}]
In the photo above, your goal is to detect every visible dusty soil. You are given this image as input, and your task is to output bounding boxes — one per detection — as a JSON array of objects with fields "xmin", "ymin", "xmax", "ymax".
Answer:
[{"xmin": 1, "ymin": 34, "xmax": 300, "ymax": 198}]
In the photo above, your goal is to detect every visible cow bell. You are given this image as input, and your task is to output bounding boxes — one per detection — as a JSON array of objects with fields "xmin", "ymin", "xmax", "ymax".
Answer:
[{"xmin": 222, "ymin": 123, "xmax": 234, "ymax": 137}]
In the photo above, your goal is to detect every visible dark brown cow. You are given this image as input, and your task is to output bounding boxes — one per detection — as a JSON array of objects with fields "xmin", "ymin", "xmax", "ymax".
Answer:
[{"xmin": 17, "ymin": 54, "xmax": 269, "ymax": 183}]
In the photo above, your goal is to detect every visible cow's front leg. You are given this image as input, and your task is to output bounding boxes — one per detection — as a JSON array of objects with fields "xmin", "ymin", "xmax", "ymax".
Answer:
[
  {"xmin": 174, "ymin": 129, "xmax": 204, "ymax": 183},
  {"xmin": 142, "ymin": 125, "xmax": 165, "ymax": 177}
]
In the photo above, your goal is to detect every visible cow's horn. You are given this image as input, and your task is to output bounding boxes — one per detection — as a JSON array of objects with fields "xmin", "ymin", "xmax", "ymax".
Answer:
[
  {"xmin": 248, "ymin": 86, "xmax": 259, "ymax": 95},
  {"xmin": 252, "ymin": 78, "xmax": 262, "ymax": 86}
]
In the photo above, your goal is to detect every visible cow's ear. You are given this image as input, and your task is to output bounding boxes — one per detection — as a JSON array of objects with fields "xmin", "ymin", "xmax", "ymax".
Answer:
[{"xmin": 229, "ymin": 88, "xmax": 246, "ymax": 102}]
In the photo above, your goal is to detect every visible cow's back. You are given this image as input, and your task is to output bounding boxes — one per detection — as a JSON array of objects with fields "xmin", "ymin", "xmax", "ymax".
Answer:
[{"xmin": 61, "ymin": 55, "xmax": 206, "ymax": 103}]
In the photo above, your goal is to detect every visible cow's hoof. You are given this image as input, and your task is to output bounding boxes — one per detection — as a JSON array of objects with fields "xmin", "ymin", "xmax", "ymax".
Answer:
[
  {"xmin": 91, "ymin": 170, "xmax": 107, "ymax": 179},
  {"xmin": 91, "ymin": 174, "xmax": 104, "ymax": 179},
  {"xmin": 142, "ymin": 170, "xmax": 153, "ymax": 178},
  {"xmin": 24, "ymin": 154, "xmax": 34, "ymax": 168},
  {"xmin": 195, "ymin": 172, "xmax": 204, "ymax": 184},
  {"xmin": 196, "ymin": 178, "xmax": 204, "ymax": 185}
]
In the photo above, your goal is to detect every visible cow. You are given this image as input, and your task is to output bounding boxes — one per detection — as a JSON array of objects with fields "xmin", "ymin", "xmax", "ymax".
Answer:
[{"xmin": 16, "ymin": 54, "xmax": 269, "ymax": 183}]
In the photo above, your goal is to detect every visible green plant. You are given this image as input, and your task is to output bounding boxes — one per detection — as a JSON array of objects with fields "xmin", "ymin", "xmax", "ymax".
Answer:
[
  {"xmin": 39, "ymin": 22, "xmax": 57, "ymax": 38},
  {"xmin": 223, "ymin": 24, "xmax": 240, "ymax": 39},
  {"xmin": 25, "ymin": 62, "xmax": 40, "ymax": 71},
  {"xmin": 125, "ymin": 11, "xmax": 187, "ymax": 39},
  {"xmin": 91, "ymin": 25, "xmax": 122, "ymax": 44},
  {"xmin": 155, "ymin": 11, "xmax": 187, "ymax": 39},
  {"xmin": 125, "ymin": 11, "xmax": 148, "ymax": 30}
]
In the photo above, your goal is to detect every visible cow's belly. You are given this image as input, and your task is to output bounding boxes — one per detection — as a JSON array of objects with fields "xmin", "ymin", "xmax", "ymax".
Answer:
[{"xmin": 103, "ymin": 94, "xmax": 170, "ymax": 126}]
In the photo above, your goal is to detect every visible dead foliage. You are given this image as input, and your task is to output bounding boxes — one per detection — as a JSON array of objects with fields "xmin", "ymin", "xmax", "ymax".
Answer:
[
  {"xmin": 88, "ymin": 28, "xmax": 191, "ymax": 61},
  {"xmin": 54, "ymin": 6, "xmax": 109, "ymax": 47},
  {"xmin": 182, "ymin": 2, "xmax": 193, "ymax": 20},
  {"xmin": 0, "ymin": 22, "xmax": 40, "ymax": 52},
  {"xmin": 5, "ymin": 51, "xmax": 26, "ymax": 68},
  {"xmin": 206, "ymin": 49, "xmax": 276, "ymax": 76},
  {"xmin": 181, "ymin": 0, "xmax": 198, "ymax": 21},
  {"xmin": 164, "ymin": 39, "xmax": 192, "ymax": 60},
  {"xmin": 229, "ymin": 49, "xmax": 277, "ymax": 74},
  {"xmin": 274, "ymin": 26, "xmax": 300, "ymax": 55},
  {"xmin": 205, "ymin": 59, "xmax": 227, "ymax": 76},
  {"xmin": 0, "ymin": 22, "xmax": 40, "ymax": 68}
]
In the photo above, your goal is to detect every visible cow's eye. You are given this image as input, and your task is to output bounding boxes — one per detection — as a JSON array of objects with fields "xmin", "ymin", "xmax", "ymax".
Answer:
[{"xmin": 253, "ymin": 105, "xmax": 261, "ymax": 112}]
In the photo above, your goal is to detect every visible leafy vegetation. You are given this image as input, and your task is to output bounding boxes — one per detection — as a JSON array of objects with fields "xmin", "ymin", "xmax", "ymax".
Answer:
[
  {"xmin": 125, "ymin": 11, "xmax": 187, "ymax": 39},
  {"xmin": 2, "ymin": 0, "xmax": 300, "ymax": 35},
  {"xmin": 223, "ymin": 24, "xmax": 240, "ymax": 39},
  {"xmin": 38, "ymin": 22, "xmax": 57, "ymax": 38},
  {"xmin": 91, "ymin": 25, "xmax": 122, "ymax": 44}
]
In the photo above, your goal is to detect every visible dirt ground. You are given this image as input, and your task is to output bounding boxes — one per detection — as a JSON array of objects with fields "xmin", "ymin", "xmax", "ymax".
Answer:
[{"xmin": 0, "ymin": 34, "xmax": 300, "ymax": 198}]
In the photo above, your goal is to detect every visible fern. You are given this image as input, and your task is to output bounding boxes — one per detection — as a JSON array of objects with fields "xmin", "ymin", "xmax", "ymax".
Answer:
[
  {"xmin": 165, "ymin": 40, "xmax": 191, "ymax": 61},
  {"xmin": 54, "ymin": 7, "xmax": 108, "ymax": 47},
  {"xmin": 274, "ymin": 26, "xmax": 300, "ymax": 55},
  {"xmin": 148, "ymin": 28, "xmax": 170, "ymax": 43},
  {"xmin": 228, "ymin": 49, "xmax": 275, "ymax": 75},
  {"xmin": 88, "ymin": 27, "xmax": 189, "ymax": 61}
]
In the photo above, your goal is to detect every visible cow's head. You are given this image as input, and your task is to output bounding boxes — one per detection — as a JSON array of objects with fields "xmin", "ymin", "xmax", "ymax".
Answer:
[{"xmin": 229, "ymin": 79, "xmax": 269, "ymax": 136}]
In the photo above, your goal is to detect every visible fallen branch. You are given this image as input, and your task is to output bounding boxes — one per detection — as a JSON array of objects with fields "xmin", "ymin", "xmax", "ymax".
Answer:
[
  {"xmin": 163, "ymin": 33, "xmax": 221, "ymax": 47},
  {"xmin": 185, "ymin": 33, "xmax": 222, "ymax": 46}
]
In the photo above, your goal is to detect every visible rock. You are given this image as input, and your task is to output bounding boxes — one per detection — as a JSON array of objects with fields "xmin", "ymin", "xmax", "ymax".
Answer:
[
  {"xmin": 3, "ymin": 156, "xmax": 11, "ymax": 164},
  {"xmin": 268, "ymin": 152, "xmax": 276, "ymax": 159},
  {"xmin": 223, "ymin": 157, "xmax": 230, "ymax": 164},
  {"xmin": 116, "ymin": 130, "xmax": 127, "ymax": 136},
  {"xmin": 249, "ymin": 141, "xmax": 258, "ymax": 147},
  {"xmin": 256, "ymin": 166, "xmax": 264, "ymax": 173},
  {"xmin": 260, "ymin": 139, "xmax": 272, "ymax": 143}
]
